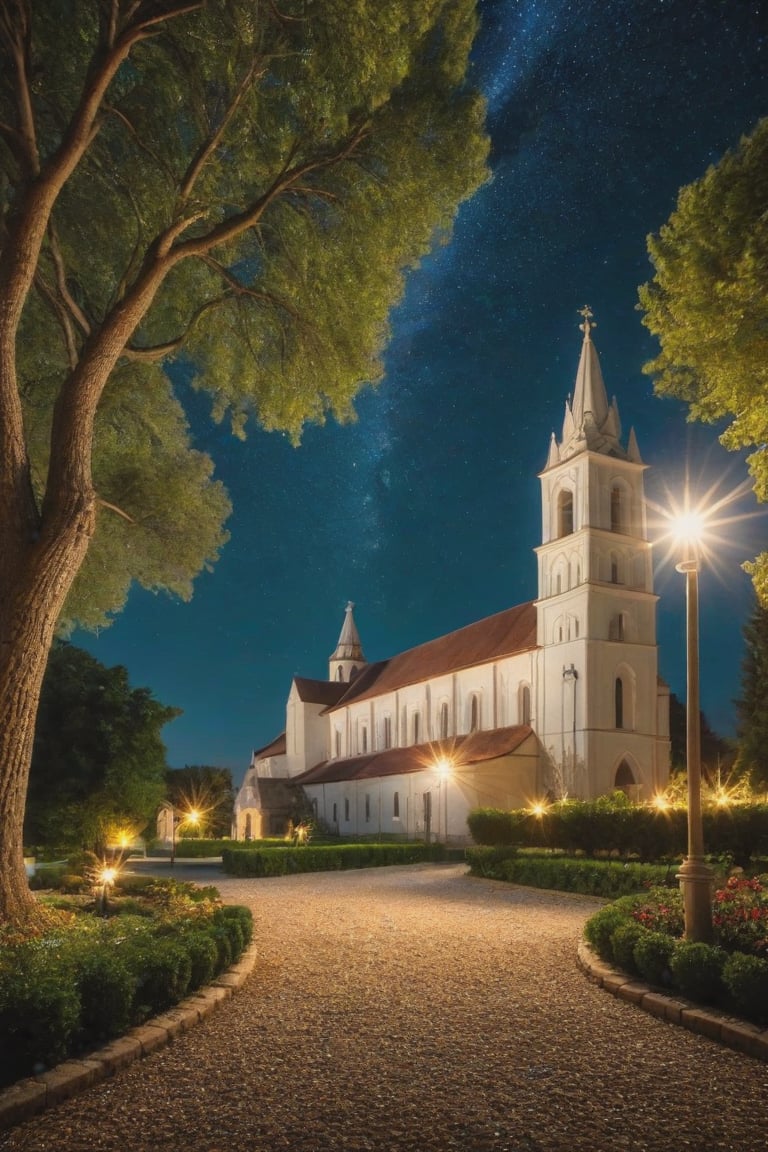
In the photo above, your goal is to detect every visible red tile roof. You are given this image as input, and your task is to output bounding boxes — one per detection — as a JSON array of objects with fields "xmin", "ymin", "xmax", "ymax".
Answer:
[
  {"xmin": 292, "ymin": 724, "xmax": 534, "ymax": 785},
  {"xmin": 324, "ymin": 602, "xmax": 537, "ymax": 711}
]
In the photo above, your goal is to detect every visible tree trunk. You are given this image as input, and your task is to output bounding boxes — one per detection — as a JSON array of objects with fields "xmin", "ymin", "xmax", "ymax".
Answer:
[{"xmin": 0, "ymin": 492, "xmax": 96, "ymax": 924}]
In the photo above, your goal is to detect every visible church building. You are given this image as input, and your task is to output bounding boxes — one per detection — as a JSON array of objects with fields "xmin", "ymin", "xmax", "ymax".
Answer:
[{"xmin": 234, "ymin": 310, "xmax": 671, "ymax": 842}]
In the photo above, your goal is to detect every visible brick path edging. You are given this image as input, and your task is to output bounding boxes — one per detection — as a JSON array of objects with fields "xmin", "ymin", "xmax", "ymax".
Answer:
[
  {"xmin": 0, "ymin": 943, "xmax": 258, "ymax": 1131},
  {"xmin": 577, "ymin": 939, "xmax": 768, "ymax": 1062}
]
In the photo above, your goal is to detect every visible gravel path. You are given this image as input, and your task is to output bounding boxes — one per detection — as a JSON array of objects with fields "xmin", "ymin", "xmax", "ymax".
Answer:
[{"xmin": 2, "ymin": 864, "xmax": 767, "ymax": 1152}]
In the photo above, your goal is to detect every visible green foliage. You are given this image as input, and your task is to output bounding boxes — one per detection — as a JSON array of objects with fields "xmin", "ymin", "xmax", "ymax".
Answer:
[
  {"xmin": 71, "ymin": 949, "xmax": 135, "ymax": 1044},
  {"xmin": 2, "ymin": 0, "xmax": 489, "ymax": 633},
  {"xmin": 609, "ymin": 921, "xmax": 645, "ymax": 974},
  {"xmin": 638, "ymin": 117, "xmax": 768, "ymax": 600},
  {"xmin": 669, "ymin": 942, "xmax": 727, "ymax": 1004},
  {"xmin": 25, "ymin": 642, "xmax": 176, "ymax": 851},
  {"xmin": 722, "ymin": 952, "xmax": 768, "ymax": 1023},
  {"xmin": 222, "ymin": 842, "xmax": 447, "ymax": 877},
  {"xmin": 0, "ymin": 883, "xmax": 252, "ymax": 1085},
  {"xmin": 583, "ymin": 905, "xmax": 630, "ymax": 962},
  {"xmin": 736, "ymin": 602, "xmax": 768, "ymax": 788},
  {"xmin": 633, "ymin": 931, "xmax": 676, "ymax": 986},
  {"xmin": 466, "ymin": 851, "xmax": 677, "ymax": 897},
  {"xmin": 466, "ymin": 798, "xmax": 768, "ymax": 862},
  {"xmin": 712, "ymin": 874, "xmax": 768, "ymax": 957},
  {"xmin": 0, "ymin": 947, "xmax": 81, "ymax": 1084}
]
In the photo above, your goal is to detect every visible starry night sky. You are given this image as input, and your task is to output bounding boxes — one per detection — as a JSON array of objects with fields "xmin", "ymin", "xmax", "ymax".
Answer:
[{"xmin": 78, "ymin": 0, "xmax": 768, "ymax": 774}]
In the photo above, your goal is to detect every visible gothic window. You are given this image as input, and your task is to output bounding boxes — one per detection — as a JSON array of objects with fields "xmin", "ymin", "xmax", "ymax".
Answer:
[
  {"xmin": 611, "ymin": 485, "xmax": 629, "ymax": 534},
  {"xmin": 439, "ymin": 701, "xmax": 449, "ymax": 740},
  {"xmin": 519, "ymin": 683, "xmax": 531, "ymax": 726},
  {"xmin": 334, "ymin": 729, "xmax": 342, "ymax": 758},
  {"xmin": 556, "ymin": 572, "xmax": 562, "ymax": 594},
  {"xmin": 332, "ymin": 802, "xmax": 337, "ymax": 824},
  {"xmin": 470, "ymin": 694, "xmax": 480, "ymax": 732},
  {"xmin": 557, "ymin": 489, "xmax": 574, "ymax": 537},
  {"xmin": 383, "ymin": 715, "xmax": 392, "ymax": 749},
  {"xmin": 393, "ymin": 791, "xmax": 400, "ymax": 819},
  {"xmin": 336, "ymin": 665, "xmax": 344, "ymax": 681},
  {"xmin": 574, "ymin": 617, "xmax": 580, "ymax": 639},
  {"xmin": 614, "ymin": 759, "xmax": 635, "ymax": 792},
  {"xmin": 360, "ymin": 724, "xmax": 368, "ymax": 754},
  {"xmin": 344, "ymin": 797, "xmax": 350, "ymax": 821},
  {"xmin": 365, "ymin": 794, "xmax": 371, "ymax": 822},
  {"xmin": 413, "ymin": 712, "xmax": 421, "ymax": 744},
  {"xmin": 244, "ymin": 814, "xmax": 252, "ymax": 840},
  {"xmin": 610, "ymin": 554, "xmax": 620, "ymax": 584},
  {"xmin": 609, "ymin": 613, "xmax": 626, "ymax": 642},
  {"xmin": 615, "ymin": 677, "xmax": 624, "ymax": 729}
]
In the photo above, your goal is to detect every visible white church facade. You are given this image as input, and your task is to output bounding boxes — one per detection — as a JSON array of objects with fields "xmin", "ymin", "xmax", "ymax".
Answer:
[{"xmin": 234, "ymin": 311, "xmax": 671, "ymax": 842}]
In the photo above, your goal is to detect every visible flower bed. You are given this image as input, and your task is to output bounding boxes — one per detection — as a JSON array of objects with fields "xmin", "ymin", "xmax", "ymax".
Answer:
[
  {"xmin": 0, "ymin": 879, "xmax": 252, "ymax": 1088},
  {"xmin": 584, "ymin": 876, "xmax": 768, "ymax": 1025}
]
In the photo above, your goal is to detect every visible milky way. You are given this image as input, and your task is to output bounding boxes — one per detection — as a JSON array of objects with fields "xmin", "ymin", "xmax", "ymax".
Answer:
[{"xmin": 79, "ymin": 0, "xmax": 768, "ymax": 770}]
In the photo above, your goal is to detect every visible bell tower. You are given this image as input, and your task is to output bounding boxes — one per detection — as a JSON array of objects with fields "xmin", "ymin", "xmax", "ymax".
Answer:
[
  {"xmin": 329, "ymin": 601, "xmax": 366, "ymax": 684},
  {"xmin": 535, "ymin": 308, "xmax": 669, "ymax": 799}
]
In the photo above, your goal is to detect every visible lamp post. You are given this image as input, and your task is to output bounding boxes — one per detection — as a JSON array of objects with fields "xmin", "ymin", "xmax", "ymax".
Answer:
[{"xmin": 674, "ymin": 514, "xmax": 714, "ymax": 942}]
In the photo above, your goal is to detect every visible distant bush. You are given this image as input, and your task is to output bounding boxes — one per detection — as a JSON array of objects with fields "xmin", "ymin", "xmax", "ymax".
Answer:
[
  {"xmin": 222, "ymin": 842, "xmax": 447, "ymax": 877},
  {"xmin": 467, "ymin": 798, "xmax": 768, "ymax": 862},
  {"xmin": 174, "ymin": 838, "xmax": 282, "ymax": 857},
  {"xmin": 465, "ymin": 849, "xmax": 676, "ymax": 897}
]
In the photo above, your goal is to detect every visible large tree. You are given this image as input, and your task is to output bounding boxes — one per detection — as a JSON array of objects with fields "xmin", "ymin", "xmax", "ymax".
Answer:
[
  {"xmin": 25, "ymin": 642, "xmax": 176, "ymax": 852},
  {"xmin": 735, "ymin": 601, "xmax": 768, "ymax": 790},
  {"xmin": 0, "ymin": 0, "xmax": 488, "ymax": 921},
  {"xmin": 638, "ymin": 117, "xmax": 768, "ymax": 602}
]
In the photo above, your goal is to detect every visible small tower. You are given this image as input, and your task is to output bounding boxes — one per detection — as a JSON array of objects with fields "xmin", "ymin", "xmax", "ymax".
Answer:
[
  {"xmin": 329, "ymin": 601, "xmax": 366, "ymax": 683},
  {"xmin": 535, "ymin": 308, "xmax": 669, "ymax": 799}
]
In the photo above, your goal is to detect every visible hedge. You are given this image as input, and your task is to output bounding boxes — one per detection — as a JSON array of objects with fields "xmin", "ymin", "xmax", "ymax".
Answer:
[
  {"xmin": 0, "ymin": 882, "xmax": 253, "ymax": 1087},
  {"xmin": 222, "ymin": 842, "xmax": 449, "ymax": 876},
  {"xmin": 465, "ymin": 848, "xmax": 677, "ymax": 897},
  {"xmin": 467, "ymin": 799, "xmax": 768, "ymax": 863}
]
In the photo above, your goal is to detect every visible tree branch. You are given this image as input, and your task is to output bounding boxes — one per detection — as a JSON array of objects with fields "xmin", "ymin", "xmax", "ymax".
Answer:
[
  {"xmin": 32, "ymin": 270, "xmax": 79, "ymax": 371},
  {"xmin": 46, "ymin": 222, "xmax": 92, "ymax": 339},
  {"xmin": 178, "ymin": 55, "xmax": 266, "ymax": 204},
  {"xmin": 123, "ymin": 295, "xmax": 229, "ymax": 360},
  {"xmin": 98, "ymin": 497, "xmax": 135, "ymax": 524}
]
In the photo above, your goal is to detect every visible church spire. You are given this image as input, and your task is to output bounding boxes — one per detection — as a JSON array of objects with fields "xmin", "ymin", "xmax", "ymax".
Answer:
[
  {"xmin": 329, "ymin": 601, "xmax": 366, "ymax": 683},
  {"xmin": 547, "ymin": 306, "xmax": 639, "ymax": 465}
]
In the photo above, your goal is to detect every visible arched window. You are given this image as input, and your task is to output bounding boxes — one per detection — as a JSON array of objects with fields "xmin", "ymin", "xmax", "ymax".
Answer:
[
  {"xmin": 383, "ymin": 715, "xmax": 392, "ymax": 749},
  {"xmin": 393, "ymin": 791, "xmax": 400, "ymax": 819},
  {"xmin": 335, "ymin": 729, "xmax": 342, "ymax": 758},
  {"xmin": 470, "ymin": 695, "xmax": 480, "ymax": 732},
  {"xmin": 360, "ymin": 725, "xmax": 368, "ymax": 754},
  {"xmin": 365, "ymin": 794, "xmax": 371, "ymax": 822},
  {"xmin": 556, "ymin": 572, "xmax": 562, "ymax": 595},
  {"xmin": 350, "ymin": 665, "xmax": 358, "ymax": 680},
  {"xmin": 614, "ymin": 759, "xmax": 635, "ymax": 791},
  {"xmin": 610, "ymin": 555, "xmax": 620, "ymax": 584},
  {"xmin": 344, "ymin": 797, "xmax": 350, "ymax": 821},
  {"xmin": 332, "ymin": 802, "xmax": 337, "ymax": 824},
  {"xmin": 439, "ymin": 701, "xmax": 449, "ymax": 740},
  {"xmin": 413, "ymin": 712, "xmax": 421, "ymax": 744},
  {"xmin": 244, "ymin": 813, "xmax": 252, "ymax": 840},
  {"xmin": 557, "ymin": 490, "xmax": 574, "ymax": 537},
  {"xmin": 519, "ymin": 683, "xmax": 531, "ymax": 726},
  {"xmin": 615, "ymin": 677, "xmax": 624, "ymax": 729},
  {"xmin": 336, "ymin": 665, "xmax": 344, "ymax": 681},
  {"xmin": 574, "ymin": 617, "xmax": 580, "ymax": 639}
]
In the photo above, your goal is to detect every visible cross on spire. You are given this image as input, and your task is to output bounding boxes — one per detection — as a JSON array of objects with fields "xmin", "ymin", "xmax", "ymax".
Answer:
[{"xmin": 578, "ymin": 305, "xmax": 596, "ymax": 341}]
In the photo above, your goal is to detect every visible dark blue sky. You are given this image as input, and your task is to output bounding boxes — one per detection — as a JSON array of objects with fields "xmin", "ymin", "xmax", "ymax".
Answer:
[{"xmin": 79, "ymin": 0, "xmax": 768, "ymax": 773}]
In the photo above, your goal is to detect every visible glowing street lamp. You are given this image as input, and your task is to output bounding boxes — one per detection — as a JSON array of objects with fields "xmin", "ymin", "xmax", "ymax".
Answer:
[
  {"xmin": 169, "ymin": 805, "xmax": 201, "ymax": 867},
  {"xmin": 673, "ymin": 509, "xmax": 714, "ymax": 942},
  {"xmin": 435, "ymin": 757, "xmax": 452, "ymax": 843}
]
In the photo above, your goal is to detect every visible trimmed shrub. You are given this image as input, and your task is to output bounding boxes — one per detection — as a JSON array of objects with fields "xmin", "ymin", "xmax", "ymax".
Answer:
[
  {"xmin": 633, "ymin": 931, "xmax": 675, "ymax": 986},
  {"xmin": 669, "ymin": 942, "xmax": 727, "ymax": 1003},
  {"xmin": 610, "ymin": 921, "xmax": 645, "ymax": 973},
  {"xmin": 722, "ymin": 953, "xmax": 768, "ymax": 1023},
  {"xmin": 182, "ymin": 932, "xmax": 219, "ymax": 990},
  {"xmin": 467, "ymin": 851, "xmax": 675, "ymax": 898},
  {"xmin": 130, "ymin": 939, "xmax": 193, "ymax": 1018},
  {"xmin": 584, "ymin": 905, "xmax": 629, "ymax": 962},
  {"xmin": 465, "ymin": 845, "xmax": 518, "ymax": 877},
  {"xmin": 222, "ymin": 842, "xmax": 447, "ymax": 877},
  {"xmin": 216, "ymin": 905, "xmax": 253, "ymax": 949},
  {"xmin": 73, "ymin": 950, "xmax": 135, "ymax": 1044},
  {"xmin": 0, "ymin": 953, "xmax": 80, "ymax": 1084}
]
